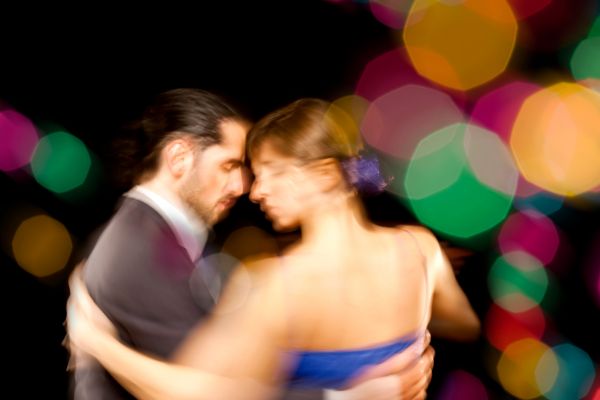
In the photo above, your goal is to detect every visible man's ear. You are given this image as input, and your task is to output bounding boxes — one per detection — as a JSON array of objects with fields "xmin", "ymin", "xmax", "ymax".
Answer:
[{"xmin": 162, "ymin": 138, "xmax": 195, "ymax": 178}]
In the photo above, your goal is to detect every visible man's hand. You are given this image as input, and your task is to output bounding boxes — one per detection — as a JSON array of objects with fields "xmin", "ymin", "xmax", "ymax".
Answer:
[{"xmin": 325, "ymin": 332, "xmax": 434, "ymax": 400}]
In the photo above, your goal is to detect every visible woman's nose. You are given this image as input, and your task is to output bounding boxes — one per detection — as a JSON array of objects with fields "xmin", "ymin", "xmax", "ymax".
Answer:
[{"xmin": 249, "ymin": 180, "xmax": 263, "ymax": 203}]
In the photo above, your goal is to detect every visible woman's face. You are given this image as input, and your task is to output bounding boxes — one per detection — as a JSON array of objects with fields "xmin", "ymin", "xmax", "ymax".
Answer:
[{"xmin": 249, "ymin": 141, "xmax": 314, "ymax": 231}]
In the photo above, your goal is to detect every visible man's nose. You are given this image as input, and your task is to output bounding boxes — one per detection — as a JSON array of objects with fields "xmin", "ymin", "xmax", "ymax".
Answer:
[{"xmin": 227, "ymin": 168, "xmax": 246, "ymax": 198}]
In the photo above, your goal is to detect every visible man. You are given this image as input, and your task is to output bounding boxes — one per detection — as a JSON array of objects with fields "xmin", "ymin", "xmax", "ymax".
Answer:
[
  {"xmin": 72, "ymin": 88, "xmax": 247, "ymax": 399},
  {"xmin": 71, "ymin": 88, "xmax": 433, "ymax": 399}
]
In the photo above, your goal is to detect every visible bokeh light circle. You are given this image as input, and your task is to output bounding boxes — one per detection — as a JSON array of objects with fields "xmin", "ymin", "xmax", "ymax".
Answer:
[
  {"xmin": 488, "ymin": 251, "xmax": 548, "ymax": 312},
  {"xmin": 31, "ymin": 131, "xmax": 91, "ymax": 193},
  {"xmin": 0, "ymin": 108, "xmax": 39, "ymax": 172},
  {"xmin": 510, "ymin": 82, "xmax": 600, "ymax": 196},
  {"xmin": 11, "ymin": 214, "xmax": 73, "ymax": 277},
  {"xmin": 404, "ymin": 123, "xmax": 516, "ymax": 238},
  {"xmin": 403, "ymin": 0, "xmax": 518, "ymax": 90}
]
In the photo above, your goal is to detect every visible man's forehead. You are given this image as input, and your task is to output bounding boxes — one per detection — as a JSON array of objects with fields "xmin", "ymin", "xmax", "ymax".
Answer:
[
  {"xmin": 216, "ymin": 119, "xmax": 247, "ymax": 153},
  {"xmin": 219, "ymin": 119, "xmax": 249, "ymax": 140}
]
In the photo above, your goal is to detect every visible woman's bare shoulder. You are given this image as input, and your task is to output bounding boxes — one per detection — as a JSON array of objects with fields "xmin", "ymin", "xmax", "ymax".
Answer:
[
  {"xmin": 238, "ymin": 254, "xmax": 282, "ymax": 281},
  {"xmin": 392, "ymin": 224, "xmax": 440, "ymax": 255},
  {"xmin": 394, "ymin": 223, "xmax": 433, "ymax": 235}
]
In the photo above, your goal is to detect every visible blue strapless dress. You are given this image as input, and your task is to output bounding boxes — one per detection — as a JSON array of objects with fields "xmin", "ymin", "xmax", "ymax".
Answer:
[{"xmin": 285, "ymin": 334, "xmax": 419, "ymax": 389}]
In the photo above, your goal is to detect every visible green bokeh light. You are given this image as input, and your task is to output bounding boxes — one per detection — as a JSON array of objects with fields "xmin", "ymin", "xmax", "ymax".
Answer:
[
  {"xmin": 588, "ymin": 15, "xmax": 600, "ymax": 39},
  {"xmin": 488, "ymin": 251, "xmax": 549, "ymax": 313},
  {"xmin": 570, "ymin": 37, "xmax": 600, "ymax": 80},
  {"xmin": 404, "ymin": 123, "xmax": 514, "ymax": 238},
  {"xmin": 31, "ymin": 131, "xmax": 91, "ymax": 193}
]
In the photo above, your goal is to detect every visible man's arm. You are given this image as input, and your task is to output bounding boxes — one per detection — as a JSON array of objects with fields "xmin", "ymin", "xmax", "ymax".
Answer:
[{"xmin": 325, "ymin": 333, "xmax": 434, "ymax": 400}]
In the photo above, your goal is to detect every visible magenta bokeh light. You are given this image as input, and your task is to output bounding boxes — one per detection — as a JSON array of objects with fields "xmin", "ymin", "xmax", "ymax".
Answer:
[
  {"xmin": 470, "ymin": 81, "xmax": 541, "ymax": 143},
  {"xmin": 361, "ymin": 84, "xmax": 464, "ymax": 160},
  {"xmin": 0, "ymin": 107, "xmax": 39, "ymax": 172},
  {"xmin": 498, "ymin": 210, "xmax": 560, "ymax": 265}
]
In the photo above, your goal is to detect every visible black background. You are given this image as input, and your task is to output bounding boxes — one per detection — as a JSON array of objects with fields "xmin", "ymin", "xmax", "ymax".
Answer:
[{"xmin": 2, "ymin": 1, "xmax": 599, "ymax": 398}]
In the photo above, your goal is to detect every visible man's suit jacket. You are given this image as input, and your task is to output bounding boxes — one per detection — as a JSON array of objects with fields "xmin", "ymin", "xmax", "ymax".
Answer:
[{"xmin": 73, "ymin": 197, "xmax": 212, "ymax": 399}]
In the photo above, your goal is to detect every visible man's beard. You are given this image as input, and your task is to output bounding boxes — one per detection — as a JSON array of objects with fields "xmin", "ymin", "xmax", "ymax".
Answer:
[
  {"xmin": 185, "ymin": 196, "xmax": 214, "ymax": 225},
  {"xmin": 179, "ymin": 182, "xmax": 215, "ymax": 226}
]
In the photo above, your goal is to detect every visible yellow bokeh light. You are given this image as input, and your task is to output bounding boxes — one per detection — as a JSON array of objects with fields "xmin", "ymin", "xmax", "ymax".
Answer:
[
  {"xmin": 403, "ymin": 0, "xmax": 517, "ymax": 90},
  {"xmin": 11, "ymin": 214, "xmax": 72, "ymax": 277},
  {"xmin": 510, "ymin": 82, "xmax": 600, "ymax": 196},
  {"xmin": 497, "ymin": 338, "xmax": 558, "ymax": 399},
  {"xmin": 325, "ymin": 97, "xmax": 368, "ymax": 155},
  {"xmin": 222, "ymin": 226, "xmax": 279, "ymax": 263},
  {"xmin": 331, "ymin": 95, "xmax": 370, "ymax": 146}
]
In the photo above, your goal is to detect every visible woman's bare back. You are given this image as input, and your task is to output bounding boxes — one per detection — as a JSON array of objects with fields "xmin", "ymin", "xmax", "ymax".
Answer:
[{"xmin": 278, "ymin": 225, "xmax": 431, "ymax": 350}]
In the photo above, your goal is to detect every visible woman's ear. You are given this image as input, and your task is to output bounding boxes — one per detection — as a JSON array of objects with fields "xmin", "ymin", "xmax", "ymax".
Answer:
[{"xmin": 309, "ymin": 158, "xmax": 344, "ymax": 192}]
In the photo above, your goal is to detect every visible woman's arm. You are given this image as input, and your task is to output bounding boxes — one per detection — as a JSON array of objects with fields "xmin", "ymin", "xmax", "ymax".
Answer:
[
  {"xmin": 73, "ymin": 329, "xmax": 264, "ymax": 400},
  {"xmin": 172, "ymin": 259, "xmax": 288, "ymax": 383},
  {"xmin": 409, "ymin": 227, "xmax": 481, "ymax": 341}
]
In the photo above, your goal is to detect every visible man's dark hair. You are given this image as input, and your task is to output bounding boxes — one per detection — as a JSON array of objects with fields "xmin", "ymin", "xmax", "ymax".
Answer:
[{"xmin": 114, "ymin": 88, "xmax": 241, "ymax": 187}]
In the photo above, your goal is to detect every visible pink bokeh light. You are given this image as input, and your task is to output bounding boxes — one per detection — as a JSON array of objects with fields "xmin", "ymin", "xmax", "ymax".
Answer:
[
  {"xmin": 361, "ymin": 84, "xmax": 464, "ymax": 160},
  {"xmin": 498, "ymin": 210, "xmax": 560, "ymax": 265},
  {"xmin": 0, "ymin": 107, "xmax": 39, "ymax": 172}
]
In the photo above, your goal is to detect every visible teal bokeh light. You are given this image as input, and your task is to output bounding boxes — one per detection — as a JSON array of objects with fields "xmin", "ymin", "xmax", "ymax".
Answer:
[
  {"xmin": 543, "ymin": 343, "xmax": 595, "ymax": 400},
  {"xmin": 513, "ymin": 190, "xmax": 564, "ymax": 216}
]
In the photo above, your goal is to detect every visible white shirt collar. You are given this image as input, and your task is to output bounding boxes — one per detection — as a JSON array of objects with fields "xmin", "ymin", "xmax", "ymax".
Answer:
[{"xmin": 125, "ymin": 185, "xmax": 208, "ymax": 262}]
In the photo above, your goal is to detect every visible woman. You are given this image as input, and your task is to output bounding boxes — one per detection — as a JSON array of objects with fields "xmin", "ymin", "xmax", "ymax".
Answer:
[{"xmin": 67, "ymin": 98, "xmax": 479, "ymax": 399}]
